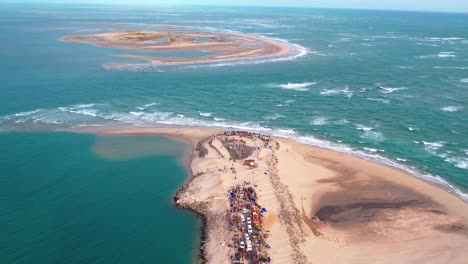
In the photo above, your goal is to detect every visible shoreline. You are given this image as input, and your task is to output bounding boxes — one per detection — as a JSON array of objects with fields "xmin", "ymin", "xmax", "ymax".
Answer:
[
  {"xmin": 69, "ymin": 124, "xmax": 467, "ymax": 204},
  {"xmin": 70, "ymin": 124, "xmax": 468, "ymax": 263}
]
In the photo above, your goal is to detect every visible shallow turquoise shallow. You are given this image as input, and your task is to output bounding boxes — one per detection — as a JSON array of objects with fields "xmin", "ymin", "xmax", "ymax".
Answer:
[
  {"xmin": 0, "ymin": 132, "xmax": 198, "ymax": 263},
  {"xmin": 0, "ymin": 4, "xmax": 467, "ymax": 262}
]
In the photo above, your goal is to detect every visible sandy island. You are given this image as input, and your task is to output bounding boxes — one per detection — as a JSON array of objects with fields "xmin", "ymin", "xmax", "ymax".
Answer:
[
  {"xmin": 61, "ymin": 29, "xmax": 291, "ymax": 67},
  {"xmin": 73, "ymin": 125, "xmax": 468, "ymax": 264}
]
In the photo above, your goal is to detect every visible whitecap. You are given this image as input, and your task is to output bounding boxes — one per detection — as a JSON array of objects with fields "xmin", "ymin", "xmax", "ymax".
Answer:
[
  {"xmin": 441, "ymin": 106, "xmax": 463, "ymax": 112},
  {"xmin": 277, "ymin": 128, "xmax": 296, "ymax": 134},
  {"xmin": 311, "ymin": 116, "xmax": 329, "ymax": 126},
  {"xmin": 355, "ymin": 124, "xmax": 373, "ymax": 131},
  {"xmin": 438, "ymin": 51, "xmax": 456, "ymax": 58},
  {"xmin": 69, "ymin": 109, "xmax": 98, "ymax": 117},
  {"xmin": 213, "ymin": 117, "xmax": 225, "ymax": 121},
  {"xmin": 367, "ymin": 98, "xmax": 390, "ymax": 104},
  {"xmin": 379, "ymin": 86, "xmax": 406, "ymax": 94},
  {"xmin": 423, "ymin": 37, "xmax": 464, "ymax": 42},
  {"xmin": 433, "ymin": 66, "xmax": 468, "ymax": 70},
  {"xmin": 276, "ymin": 82, "xmax": 316, "ymax": 91},
  {"xmin": 364, "ymin": 147, "xmax": 378, "ymax": 152},
  {"xmin": 445, "ymin": 156, "xmax": 468, "ymax": 169},
  {"xmin": 461, "ymin": 78, "xmax": 468, "ymax": 83},
  {"xmin": 199, "ymin": 112, "xmax": 212, "ymax": 117},
  {"xmin": 264, "ymin": 114, "xmax": 284, "ymax": 120},
  {"xmin": 320, "ymin": 87, "xmax": 353, "ymax": 98},
  {"xmin": 423, "ymin": 141, "xmax": 445, "ymax": 155},
  {"xmin": 360, "ymin": 130, "xmax": 385, "ymax": 143},
  {"xmin": 14, "ymin": 109, "xmax": 41, "ymax": 117},
  {"xmin": 142, "ymin": 102, "xmax": 158, "ymax": 108}
]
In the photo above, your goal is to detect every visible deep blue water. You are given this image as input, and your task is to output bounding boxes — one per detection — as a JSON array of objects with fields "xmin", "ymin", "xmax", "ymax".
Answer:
[{"xmin": 0, "ymin": 3, "xmax": 467, "ymax": 262}]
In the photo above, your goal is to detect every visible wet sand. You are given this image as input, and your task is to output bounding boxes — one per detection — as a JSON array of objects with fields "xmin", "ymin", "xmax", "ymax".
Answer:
[
  {"xmin": 61, "ymin": 29, "xmax": 291, "ymax": 67},
  {"xmin": 72, "ymin": 125, "xmax": 468, "ymax": 263}
]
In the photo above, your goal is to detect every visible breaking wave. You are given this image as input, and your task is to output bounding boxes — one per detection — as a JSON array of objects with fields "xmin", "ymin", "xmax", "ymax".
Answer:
[
  {"xmin": 441, "ymin": 106, "xmax": 463, "ymax": 112},
  {"xmin": 275, "ymin": 82, "xmax": 316, "ymax": 91},
  {"xmin": 438, "ymin": 51, "xmax": 457, "ymax": 58},
  {"xmin": 320, "ymin": 87, "xmax": 353, "ymax": 98},
  {"xmin": 379, "ymin": 86, "xmax": 406, "ymax": 94},
  {"xmin": 0, "ymin": 104, "xmax": 467, "ymax": 201},
  {"xmin": 311, "ymin": 116, "xmax": 329, "ymax": 126}
]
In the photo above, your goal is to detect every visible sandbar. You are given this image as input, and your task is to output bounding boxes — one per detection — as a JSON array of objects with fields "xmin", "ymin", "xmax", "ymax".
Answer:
[
  {"xmin": 61, "ymin": 29, "xmax": 291, "ymax": 67},
  {"xmin": 73, "ymin": 125, "xmax": 468, "ymax": 264}
]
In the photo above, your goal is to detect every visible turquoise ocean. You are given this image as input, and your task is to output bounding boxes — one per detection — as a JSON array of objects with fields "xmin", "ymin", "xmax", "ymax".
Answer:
[{"xmin": 0, "ymin": 4, "xmax": 467, "ymax": 263}]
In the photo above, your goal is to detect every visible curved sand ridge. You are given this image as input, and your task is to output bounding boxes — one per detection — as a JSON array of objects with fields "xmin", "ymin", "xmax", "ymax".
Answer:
[
  {"xmin": 74, "ymin": 125, "xmax": 468, "ymax": 264},
  {"xmin": 61, "ymin": 29, "xmax": 292, "ymax": 67}
]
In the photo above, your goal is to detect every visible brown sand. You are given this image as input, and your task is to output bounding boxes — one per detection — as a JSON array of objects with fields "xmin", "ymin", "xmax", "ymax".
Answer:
[
  {"xmin": 61, "ymin": 29, "xmax": 291, "ymax": 67},
  {"xmin": 72, "ymin": 125, "xmax": 468, "ymax": 263}
]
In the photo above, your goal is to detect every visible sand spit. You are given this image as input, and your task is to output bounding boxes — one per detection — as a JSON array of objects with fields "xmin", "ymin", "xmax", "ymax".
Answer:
[
  {"xmin": 61, "ymin": 29, "xmax": 291, "ymax": 67},
  {"xmin": 73, "ymin": 126, "xmax": 468, "ymax": 263}
]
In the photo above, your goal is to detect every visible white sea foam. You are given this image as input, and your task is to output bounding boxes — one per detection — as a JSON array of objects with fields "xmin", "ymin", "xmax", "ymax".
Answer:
[
  {"xmin": 14, "ymin": 109, "xmax": 41, "ymax": 117},
  {"xmin": 1, "ymin": 104, "xmax": 468, "ymax": 200},
  {"xmin": 433, "ymin": 66, "xmax": 468, "ymax": 70},
  {"xmin": 461, "ymin": 78, "xmax": 468, "ymax": 83},
  {"xmin": 445, "ymin": 156, "xmax": 468, "ymax": 169},
  {"xmin": 423, "ymin": 37, "xmax": 464, "ymax": 42},
  {"xmin": 355, "ymin": 124, "xmax": 373, "ymax": 131},
  {"xmin": 182, "ymin": 34, "xmax": 311, "ymax": 69},
  {"xmin": 397, "ymin": 66, "xmax": 413, "ymax": 69},
  {"xmin": 311, "ymin": 116, "xmax": 329, "ymax": 125},
  {"xmin": 276, "ymin": 82, "xmax": 316, "ymax": 91},
  {"xmin": 199, "ymin": 112, "xmax": 212, "ymax": 117},
  {"xmin": 367, "ymin": 98, "xmax": 390, "ymax": 104},
  {"xmin": 441, "ymin": 106, "xmax": 463, "ymax": 112},
  {"xmin": 438, "ymin": 51, "xmax": 457, "ymax": 58},
  {"xmin": 379, "ymin": 86, "xmax": 406, "ymax": 94},
  {"xmin": 69, "ymin": 109, "xmax": 98, "ymax": 117},
  {"xmin": 264, "ymin": 114, "xmax": 284, "ymax": 120},
  {"xmin": 364, "ymin": 147, "xmax": 385, "ymax": 153},
  {"xmin": 360, "ymin": 130, "xmax": 385, "ymax": 143},
  {"xmin": 423, "ymin": 141, "xmax": 445, "ymax": 155},
  {"xmin": 213, "ymin": 117, "xmax": 225, "ymax": 121},
  {"xmin": 73, "ymin": 104, "xmax": 95, "ymax": 108},
  {"xmin": 320, "ymin": 87, "xmax": 353, "ymax": 98},
  {"xmin": 141, "ymin": 102, "xmax": 158, "ymax": 108}
]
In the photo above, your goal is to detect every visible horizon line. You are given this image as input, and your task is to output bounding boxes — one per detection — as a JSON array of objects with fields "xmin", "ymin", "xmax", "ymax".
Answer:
[{"xmin": 1, "ymin": 2, "xmax": 468, "ymax": 15}]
